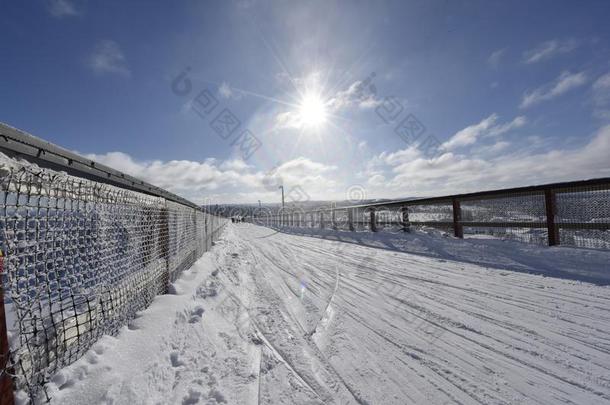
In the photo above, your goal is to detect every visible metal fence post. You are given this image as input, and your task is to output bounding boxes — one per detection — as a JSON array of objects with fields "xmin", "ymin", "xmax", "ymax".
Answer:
[
  {"xmin": 401, "ymin": 206, "xmax": 410, "ymax": 232},
  {"xmin": 0, "ymin": 251, "xmax": 15, "ymax": 405},
  {"xmin": 452, "ymin": 198, "xmax": 463, "ymax": 238},
  {"xmin": 320, "ymin": 212, "xmax": 325, "ymax": 229},
  {"xmin": 348, "ymin": 209, "xmax": 354, "ymax": 231},
  {"xmin": 545, "ymin": 189, "xmax": 559, "ymax": 246},
  {"xmin": 331, "ymin": 209, "xmax": 337, "ymax": 230},
  {"xmin": 370, "ymin": 209, "xmax": 377, "ymax": 232},
  {"xmin": 310, "ymin": 212, "xmax": 314, "ymax": 228}
]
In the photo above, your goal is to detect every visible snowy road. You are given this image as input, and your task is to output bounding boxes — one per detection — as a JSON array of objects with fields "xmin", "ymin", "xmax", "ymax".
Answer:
[{"xmin": 47, "ymin": 223, "xmax": 610, "ymax": 405}]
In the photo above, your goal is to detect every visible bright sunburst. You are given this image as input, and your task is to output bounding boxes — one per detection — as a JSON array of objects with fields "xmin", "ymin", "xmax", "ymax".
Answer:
[{"xmin": 298, "ymin": 92, "xmax": 328, "ymax": 128}]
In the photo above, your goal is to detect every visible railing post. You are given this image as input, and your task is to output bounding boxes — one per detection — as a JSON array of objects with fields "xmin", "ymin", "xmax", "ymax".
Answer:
[
  {"xmin": 0, "ymin": 251, "xmax": 15, "ymax": 405},
  {"xmin": 545, "ymin": 189, "xmax": 559, "ymax": 246},
  {"xmin": 401, "ymin": 206, "xmax": 410, "ymax": 232},
  {"xmin": 310, "ymin": 212, "xmax": 314, "ymax": 228},
  {"xmin": 331, "ymin": 209, "xmax": 337, "ymax": 230},
  {"xmin": 452, "ymin": 198, "xmax": 463, "ymax": 238},
  {"xmin": 348, "ymin": 209, "xmax": 354, "ymax": 231},
  {"xmin": 320, "ymin": 212, "xmax": 324, "ymax": 229},
  {"xmin": 370, "ymin": 209, "xmax": 377, "ymax": 232}
]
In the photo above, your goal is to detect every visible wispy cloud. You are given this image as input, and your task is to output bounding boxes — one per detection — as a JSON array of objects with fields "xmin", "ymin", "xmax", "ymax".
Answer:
[
  {"xmin": 488, "ymin": 116, "xmax": 527, "ymax": 136},
  {"xmin": 46, "ymin": 0, "xmax": 79, "ymax": 18},
  {"xmin": 523, "ymin": 39, "xmax": 578, "ymax": 64},
  {"xmin": 87, "ymin": 40, "xmax": 130, "ymax": 77},
  {"xmin": 218, "ymin": 81, "xmax": 242, "ymax": 100},
  {"xmin": 520, "ymin": 71, "xmax": 587, "ymax": 108},
  {"xmin": 487, "ymin": 48, "xmax": 505, "ymax": 68},
  {"xmin": 327, "ymin": 79, "xmax": 382, "ymax": 111},
  {"xmin": 442, "ymin": 114, "xmax": 526, "ymax": 150},
  {"xmin": 592, "ymin": 72, "xmax": 610, "ymax": 119}
]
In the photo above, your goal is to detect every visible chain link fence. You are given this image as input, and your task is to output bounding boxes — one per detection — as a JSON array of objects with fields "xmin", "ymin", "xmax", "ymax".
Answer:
[{"xmin": 0, "ymin": 154, "xmax": 227, "ymax": 401}]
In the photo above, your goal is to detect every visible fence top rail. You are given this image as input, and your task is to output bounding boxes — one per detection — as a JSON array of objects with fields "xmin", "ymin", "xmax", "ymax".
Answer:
[
  {"xmin": 255, "ymin": 176, "xmax": 610, "ymax": 215},
  {"xmin": 0, "ymin": 122, "xmax": 201, "ymax": 209},
  {"xmin": 353, "ymin": 177, "xmax": 610, "ymax": 210}
]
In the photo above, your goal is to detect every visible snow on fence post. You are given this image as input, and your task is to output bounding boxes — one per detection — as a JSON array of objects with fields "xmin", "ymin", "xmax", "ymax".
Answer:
[
  {"xmin": 545, "ymin": 189, "xmax": 559, "ymax": 246},
  {"xmin": 0, "ymin": 251, "xmax": 15, "ymax": 405},
  {"xmin": 370, "ymin": 209, "xmax": 377, "ymax": 232},
  {"xmin": 452, "ymin": 198, "xmax": 463, "ymax": 238},
  {"xmin": 162, "ymin": 205, "xmax": 171, "ymax": 292}
]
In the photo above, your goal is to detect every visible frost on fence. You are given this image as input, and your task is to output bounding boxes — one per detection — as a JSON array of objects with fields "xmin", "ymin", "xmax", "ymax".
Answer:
[
  {"xmin": 460, "ymin": 193, "xmax": 548, "ymax": 245},
  {"xmin": 0, "ymin": 157, "xmax": 226, "ymax": 399},
  {"xmin": 556, "ymin": 187, "xmax": 610, "ymax": 249}
]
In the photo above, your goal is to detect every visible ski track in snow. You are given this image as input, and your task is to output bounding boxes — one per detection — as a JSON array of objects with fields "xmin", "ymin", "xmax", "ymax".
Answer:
[{"xmin": 41, "ymin": 223, "xmax": 610, "ymax": 405}]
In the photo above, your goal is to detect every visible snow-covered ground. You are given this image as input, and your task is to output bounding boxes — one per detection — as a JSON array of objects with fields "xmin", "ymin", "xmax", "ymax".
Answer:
[{"xmin": 41, "ymin": 223, "xmax": 610, "ymax": 404}]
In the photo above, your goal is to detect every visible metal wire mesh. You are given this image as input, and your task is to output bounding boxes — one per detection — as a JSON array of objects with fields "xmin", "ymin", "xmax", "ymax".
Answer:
[
  {"xmin": 556, "ymin": 187, "xmax": 610, "ymax": 249},
  {"xmin": 460, "ymin": 193, "xmax": 548, "ymax": 244},
  {"xmin": 0, "ymin": 158, "xmax": 227, "ymax": 400},
  {"xmin": 334, "ymin": 208, "xmax": 350, "ymax": 231},
  {"xmin": 251, "ymin": 180, "xmax": 610, "ymax": 251}
]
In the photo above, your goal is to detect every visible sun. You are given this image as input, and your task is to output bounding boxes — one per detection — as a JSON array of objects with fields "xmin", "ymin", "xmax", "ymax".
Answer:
[{"xmin": 298, "ymin": 92, "xmax": 328, "ymax": 128}]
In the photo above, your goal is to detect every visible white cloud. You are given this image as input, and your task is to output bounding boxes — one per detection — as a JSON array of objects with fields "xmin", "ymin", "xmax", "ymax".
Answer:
[
  {"xmin": 218, "ymin": 82, "xmax": 233, "ymax": 98},
  {"xmin": 443, "ymin": 114, "xmax": 498, "ymax": 150},
  {"xmin": 82, "ymin": 124, "xmax": 610, "ymax": 204},
  {"xmin": 523, "ymin": 39, "xmax": 578, "ymax": 64},
  {"xmin": 82, "ymin": 152, "xmax": 337, "ymax": 204},
  {"xmin": 87, "ymin": 40, "xmax": 130, "ymax": 77},
  {"xmin": 488, "ymin": 116, "xmax": 527, "ymax": 136},
  {"xmin": 520, "ymin": 71, "xmax": 587, "ymax": 108},
  {"xmin": 327, "ymin": 79, "xmax": 381, "ymax": 111},
  {"xmin": 366, "ymin": 125, "xmax": 610, "ymax": 198},
  {"xmin": 487, "ymin": 49, "xmax": 505, "ymax": 68},
  {"xmin": 442, "ymin": 114, "xmax": 525, "ymax": 150},
  {"xmin": 46, "ymin": 0, "xmax": 78, "ymax": 18},
  {"xmin": 274, "ymin": 111, "xmax": 302, "ymax": 129},
  {"xmin": 218, "ymin": 82, "xmax": 242, "ymax": 100},
  {"xmin": 592, "ymin": 72, "xmax": 610, "ymax": 119}
]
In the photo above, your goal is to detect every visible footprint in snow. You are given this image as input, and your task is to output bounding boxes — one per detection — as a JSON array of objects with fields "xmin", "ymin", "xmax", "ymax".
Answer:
[
  {"xmin": 182, "ymin": 388, "xmax": 202, "ymax": 405},
  {"xmin": 170, "ymin": 351, "xmax": 185, "ymax": 367},
  {"xmin": 189, "ymin": 306, "xmax": 205, "ymax": 323}
]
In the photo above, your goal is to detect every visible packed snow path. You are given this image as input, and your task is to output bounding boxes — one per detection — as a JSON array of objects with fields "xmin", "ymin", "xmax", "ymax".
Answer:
[{"xmin": 46, "ymin": 224, "xmax": 610, "ymax": 405}]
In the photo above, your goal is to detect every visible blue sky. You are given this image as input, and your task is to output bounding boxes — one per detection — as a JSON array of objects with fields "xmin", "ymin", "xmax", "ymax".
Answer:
[{"xmin": 1, "ymin": 0, "xmax": 610, "ymax": 204}]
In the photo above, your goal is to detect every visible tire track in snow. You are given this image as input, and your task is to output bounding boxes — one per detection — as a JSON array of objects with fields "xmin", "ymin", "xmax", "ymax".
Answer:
[
  {"xmin": 233, "ymin": 224, "xmax": 610, "ymax": 404},
  {"xmin": 310, "ymin": 264, "xmax": 340, "ymax": 337}
]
